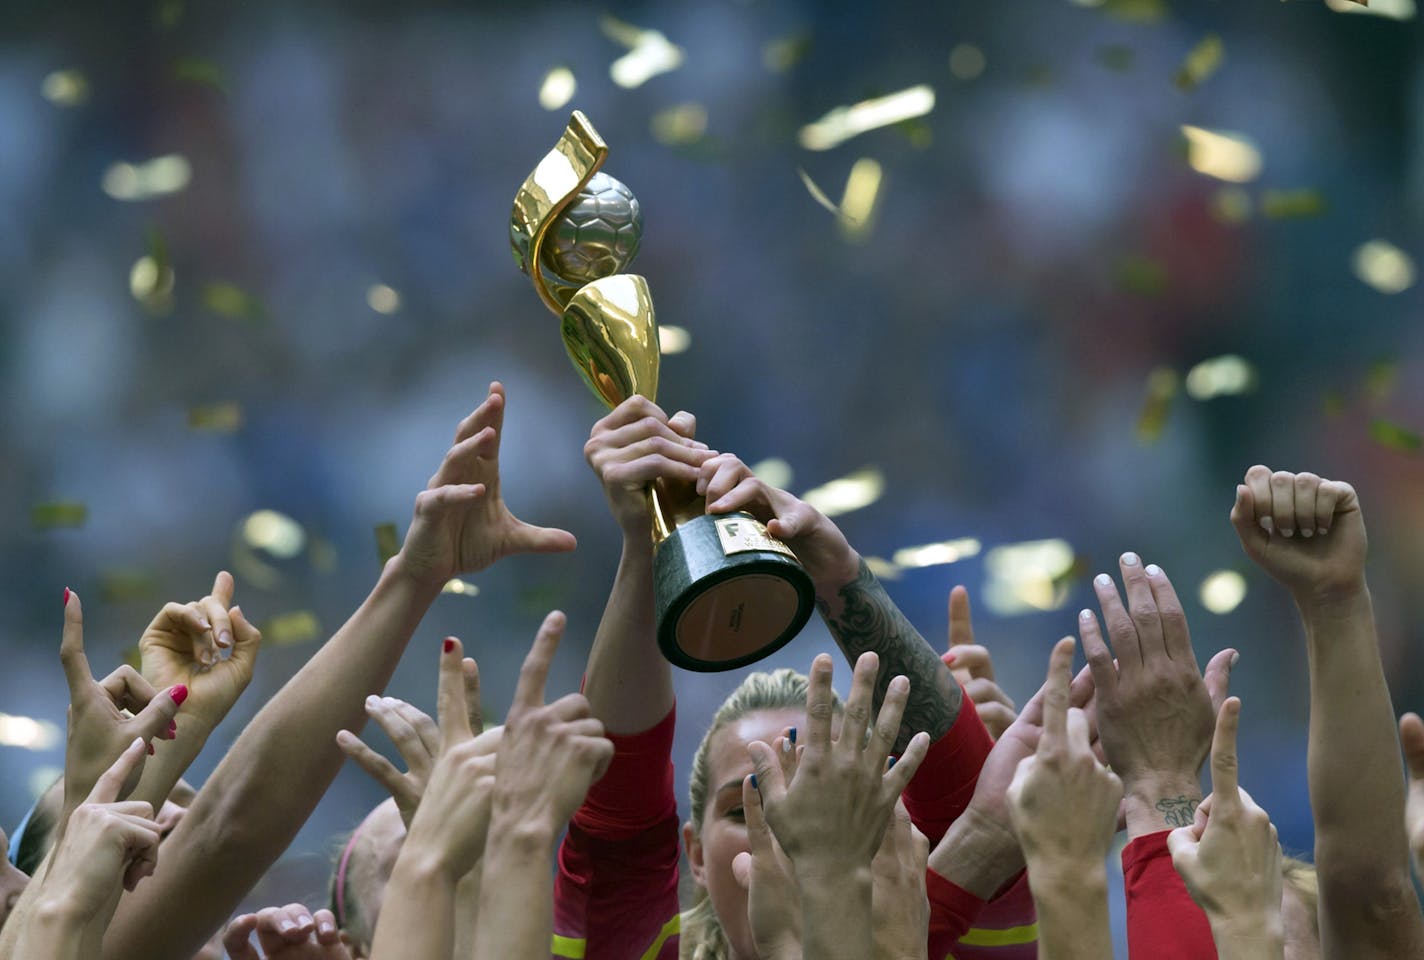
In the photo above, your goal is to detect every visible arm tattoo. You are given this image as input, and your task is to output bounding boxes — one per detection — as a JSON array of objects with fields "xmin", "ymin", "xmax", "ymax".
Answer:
[
  {"xmin": 1155, "ymin": 796, "xmax": 1200, "ymax": 828},
  {"xmin": 816, "ymin": 558, "xmax": 962, "ymax": 751}
]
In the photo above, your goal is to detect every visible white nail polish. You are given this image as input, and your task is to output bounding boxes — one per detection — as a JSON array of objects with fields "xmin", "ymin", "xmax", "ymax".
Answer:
[
  {"xmin": 1281, "ymin": 528, "xmax": 1294, "ymax": 538},
  {"xmin": 1079, "ymin": 609, "xmax": 1094, "ymax": 621},
  {"xmin": 1094, "ymin": 574, "xmax": 1112, "ymax": 587},
  {"xmin": 1230, "ymin": 651, "xmax": 1240, "ymax": 668},
  {"xmin": 1317, "ymin": 527, "xmax": 1328, "ymax": 536},
  {"xmin": 1145, "ymin": 563, "xmax": 1162, "ymax": 577},
  {"xmin": 1121, "ymin": 552, "xmax": 1140, "ymax": 566},
  {"xmin": 1260, "ymin": 516, "xmax": 1274, "ymax": 532},
  {"xmin": 1300, "ymin": 529, "xmax": 1313, "ymax": 539}
]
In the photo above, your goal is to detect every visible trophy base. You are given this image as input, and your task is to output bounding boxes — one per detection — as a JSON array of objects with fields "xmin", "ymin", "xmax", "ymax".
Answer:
[{"xmin": 653, "ymin": 512, "xmax": 816, "ymax": 672}]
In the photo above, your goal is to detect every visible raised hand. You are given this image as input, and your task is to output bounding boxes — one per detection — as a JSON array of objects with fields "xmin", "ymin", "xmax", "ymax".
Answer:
[
  {"xmin": 584, "ymin": 396, "xmax": 716, "ymax": 539},
  {"xmin": 1078, "ymin": 555, "xmax": 1235, "ymax": 837},
  {"xmin": 59, "ymin": 590, "xmax": 186, "ymax": 824},
  {"xmin": 1168, "ymin": 698, "xmax": 1285, "ymax": 956},
  {"xmin": 139, "ymin": 571, "xmax": 260, "ymax": 734},
  {"xmin": 1399, "ymin": 712, "xmax": 1424, "ymax": 875},
  {"xmin": 732, "ymin": 761, "xmax": 801, "ymax": 960},
  {"xmin": 1231, "ymin": 466, "xmax": 1366, "ymax": 602},
  {"xmin": 946, "ymin": 585, "xmax": 1016, "ymax": 740},
  {"xmin": 396, "ymin": 382, "xmax": 577, "ymax": 588},
  {"xmin": 223, "ymin": 905, "xmax": 352, "ymax": 960},
  {"xmin": 1008, "ymin": 637, "xmax": 1123, "ymax": 873},
  {"xmin": 870, "ymin": 800, "xmax": 930, "ymax": 960}
]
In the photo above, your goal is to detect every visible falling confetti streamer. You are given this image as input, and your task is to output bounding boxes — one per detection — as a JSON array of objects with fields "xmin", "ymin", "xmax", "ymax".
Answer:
[
  {"xmin": 798, "ymin": 85, "xmax": 935, "ymax": 151},
  {"xmin": 203, "ymin": 281, "xmax": 266, "ymax": 321},
  {"xmin": 172, "ymin": 58, "xmax": 228, "ymax": 93},
  {"xmin": 949, "ymin": 44, "xmax": 986, "ymax": 80},
  {"xmin": 1210, "ymin": 187, "xmax": 1252, "ymax": 224},
  {"xmin": 839, "ymin": 158, "xmax": 883, "ymax": 240},
  {"xmin": 242, "ymin": 510, "xmax": 306, "ymax": 559},
  {"xmin": 1326, "ymin": 0, "xmax": 1413, "ymax": 17},
  {"xmin": 796, "ymin": 167, "xmax": 853, "ymax": 222},
  {"xmin": 188, "ymin": 404, "xmax": 244, "ymax": 433},
  {"xmin": 1181, "ymin": 126, "xmax": 1262, "ymax": 183},
  {"xmin": 442, "ymin": 579, "xmax": 480, "ymax": 597},
  {"xmin": 538, "ymin": 66, "xmax": 577, "ymax": 110},
  {"xmin": 763, "ymin": 34, "xmax": 811, "ymax": 73},
  {"xmin": 0, "ymin": 714, "xmax": 62, "ymax": 750},
  {"xmin": 102, "ymin": 155, "xmax": 191, "ymax": 201},
  {"xmin": 41, "ymin": 69, "xmax": 89, "ymax": 106},
  {"xmin": 1136, "ymin": 367, "xmax": 1179, "ymax": 443},
  {"xmin": 32, "ymin": 502, "xmax": 88, "ymax": 529},
  {"xmin": 263, "ymin": 611, "xmax": 322, "ymax": 646},
  {"xmin": 983, "ymin": 540, "xmax": 1077, "ymax": 615},
  {"xmin": 890, "ymin": 538, "xmax": 982, "ymax": 569},
  {"xmin": 367, "ymin": 284, "xmax": 401, "ymax": 314},
  {"xmin": 601, "ymin": 15, "xmax": 684, "ymax": 88},
  {"xmin": 99, "ymin": 569, "xmax": 161, "ymax": 603},
  {"xmin": 1199, "ymin": 570, "xmax": 1247, "ymax": 614},
  {"xmin": 1173, "ymin": 34, "xmax": 1224, "ymax": 91},
  {"xmin": 650, "ymin": 103, "xmax": 708, "ymax": 146},
  {"xmin": 1352, "ymin": 240, "xmax": 1415, "ymax": 294},
  {"xmin": 1094, "ymin": 46, "xmax": 1135, "ymax": 71},
  {"xmin": 1117, "ymin": 256, "xmax": 1168, "ymax": 297},
  {"xmin": 658, "ymin": 325, "xmax": 692, "ymax": 354},
  {"xmin": 800, "ymin": 467, "xmax": 885, "ymax": 518},
  {"xmin": 1369, "ymin": 418, "xmax": 1422, "ymax": 453},
  {"xmin": 1261, "ymin": 189, "xmax": 1326, "ymax": 219},
  {"xmin": 1185, "ymin": 355, "xmax": 1256, "ymax": 400},
  {"xmin": 749, "ymin": 458, "xmax": 793, "ymax": 489},
  {"xmin": 375, "ymin": 522, "xmax": 400, "ymax": 565}
]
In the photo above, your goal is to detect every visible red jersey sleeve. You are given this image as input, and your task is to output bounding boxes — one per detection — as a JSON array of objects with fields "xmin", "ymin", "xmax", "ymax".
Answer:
[
  {"xmin": 950, "ymin": 871, "xmax": 1039, "ymax": 960},
  {"xmin": 926, "ymin": 869, "xmax": 988, "ymax": 958},
  {"xmin": 1122, "ymin": 830, "xmax": 1217, "ymax": 959},
  {"xmin": 902, "ymin": 683, "xmax": 995, "ymax": 847},
  {"xmin": 553, "ymin": 706, "xmax": 681, "ymax": 960}
]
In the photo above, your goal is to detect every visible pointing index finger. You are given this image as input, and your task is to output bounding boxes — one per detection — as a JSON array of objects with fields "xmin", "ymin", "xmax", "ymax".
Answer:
[
  {"xmin": 1210, "ymin": 697, "xmax": 1242, "ymax": 811},
  {"xmin": 511, "ymin": 611, "xmax": 565, "ymax": 714},
  {"xmin": 1041, "ymin": 637, "xmax": 1075, "ymax": 746},
  {"xmin": 59, "ymin": 590, "xmax": 93, "ymax": 703}
]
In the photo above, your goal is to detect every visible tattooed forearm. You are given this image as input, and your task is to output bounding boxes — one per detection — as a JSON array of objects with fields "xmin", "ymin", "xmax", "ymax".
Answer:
[
  {"xmin": 1155, "ymin": 796, "xmax": 1200, "ymax": 828},
  {"xmin": 816, "ymin": 558, "xmax": 961, "ymax": 750}
]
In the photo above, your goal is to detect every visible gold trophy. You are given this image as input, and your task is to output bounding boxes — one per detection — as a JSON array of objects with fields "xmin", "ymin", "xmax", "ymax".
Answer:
[{"xmin": 510, "ymin": 110, "xmax": 815, "ymax": 672}]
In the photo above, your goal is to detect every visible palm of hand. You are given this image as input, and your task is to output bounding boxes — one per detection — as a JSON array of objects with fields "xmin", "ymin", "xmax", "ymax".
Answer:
[
  {"xmin": 744, "ymin": 842, "xmax": 801, "ymax": 959},
  {"xmin": 141, "ymin": 630, "xmax": 245, "ymax": 729}
]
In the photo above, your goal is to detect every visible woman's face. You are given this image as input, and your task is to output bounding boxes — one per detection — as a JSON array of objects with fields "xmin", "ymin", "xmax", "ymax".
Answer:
[
  {"xmin": 683, "ymin": 707, "xmax": 804, "ymax": 960},
  {"xmin": 0, "ymin": 828, "xmax": 30, "ymax": 932}
]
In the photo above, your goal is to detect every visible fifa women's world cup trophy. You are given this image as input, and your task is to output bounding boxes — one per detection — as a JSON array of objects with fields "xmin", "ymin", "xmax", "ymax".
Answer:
[{"xmin": 509, "ymin": 111, "xmax": 815, "ymax": 672}]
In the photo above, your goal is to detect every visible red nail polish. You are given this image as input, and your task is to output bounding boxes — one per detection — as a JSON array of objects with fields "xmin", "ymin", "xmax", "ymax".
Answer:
[
  {"xmin": 944, "ymin": 651, "xmax": 957, "ymax": 665},
  {"xmin": 147, "ymin": 742, "xmax": 155, "ymax": 756},
  {"xmin": 443, "ymin": 638, "xmax": 455, "ymax": 654},
  {"xmin": 62, "ymin": 587, "xmax": 70, "ymax": 607},
  {"xmin": 170, "ymin": 685, "xmax": 189, "ymax": 706},
  {"xmin": 168, "ymin": 720, "xmax": 177, "ymax": 738}
]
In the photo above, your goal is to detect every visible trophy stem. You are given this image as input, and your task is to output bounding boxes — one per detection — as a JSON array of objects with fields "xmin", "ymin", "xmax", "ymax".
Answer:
[{"xmin": 648, "ymin": 486, "xmax": 674, "ymax": 544}]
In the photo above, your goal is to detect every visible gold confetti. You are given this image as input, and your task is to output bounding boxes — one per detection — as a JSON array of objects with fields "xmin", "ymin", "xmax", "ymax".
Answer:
[
  {"xmin": 1117, "ymin": 256, "xmax": 1168, "ymax": 296},
  {"xmin": 1352, "ymin": 240, "xmax": 1415, "ymax": 294},
  {"xmin": 309, "ymin": 536, "xmax": 339, "ymax": 574},
  {"xmin": 367, "ymin": 284, "xmax": 401, "ymax": 314},
  {"xmin": 1370, "ymin": 418, "xmax": 1421, "ymax": 453},
  {"xmin": 442, "ymin": 578, "xmax": 480, "ymax": 597},
  {"xmin": 796, "ymin": 167, "xmax": 853, "ymax": 222},
  {"xmin": 1181, "ymin": 126, "xmax": 1262, "ymax": 183},
  {"xmin": 800, "ymin": 467, "xmax": 885, "ymax": 518},
  {"xmin": 188, "ymin": 403, "xmax": 244, "ymax": 433},
  {"xmin": 0, "ymin": 714, "xmax": 62, "ymax": 750},
  {"xmin": 1185, "ymin": 355, "xmax": 1256, "ymax": 400},
  {"xmin": 1174, "ymin": 34, "xmax": 1224, "ymax": 91},
  {"xmin": 949, "ymin": 44, "xmax": 986, "ymax": 80},
  {"xmin": 1095, "ymin": 46, "xmax": 1135, "ymax": 72},
  {"xmin": 601, "ymin": 15, "xmax": 684, "ymax": 89},
  {"xmin": 242, "ymin": 510, "xmax": 306, "ymax": 559},
  {"xmin": 130, "ymin": 256, "xmax": 175, "ymax": 313},
  {"xmin": 538, "ymin": 66, "xmax": 577, "ymax": 111},
  {"xmin": 1098, "ymin": 0, "xmax": 1169, "ymax": 22},
  {"xmin": 375, "ymin": 522, "xmax": 400, "ymax": 566},
  {"xmin": 1261, "ymin": 189, "xmax": 1326, "ymax": 219},
  {"xmin": 863, "ymin": 556, "xmax": 904, "ymax": 580},
  {"xmin": 41, "ymin": 69, "xmax": 89, "ymax": 106},
  {"xmin": 1322, "ymin": 391, "xmax": 1346, "ymax": 418},
  {"xmin": 203, "ymin": 281, "xmax": 265, "ymax": 320},
  {"xmin": 1326, "ymin": 0, "xmax": 1413, "ymax": 17},
  {"xmin": 1210, "ymin": 187, "xmax": 1252, "ymax": 224},
  {"xmin": 839, "ymin": 158, "xmax": 883, "ymax": 240},
  {"xmin": 1136, "ymin": 367, "xmax": 1179, "ymax": 443},
  {"xmin": 750, "ymin": 458, "xmax": 794, "ymax": 490},
  {"xmin": 102, "ymin": 154, "xmax": 191, "ymax": 201},
  {"xmin": 983, "ymin": 540, "xmax": 1076, "ymax": 616},
  {"xmin": 659, "ymin": 325, "xmax": 692, "ymax": 354},
  {"xmin": 32, "ymin": 501, "xmax": 88, "ymax": 529},
  {"xmin": 1199, "ymin": 570, "xmax": 1247, "ymax": 614},
  {"xmin": 891, "ymin": 538, "xmax": 982, "ymax": 569},
  {"xmin": 1365, "ymin": 360, "xmax": 1397, "ymax": 403},
  {"xmin": 263, "ymin": 611, "xmax": 322, "ymax": 646},
  {"xmin": 172, "ymin": 58, "xmax": 227, "ymax": 93},
  {"xmin": 651, "ymin": 103, "xmax": 708, "ymax": 146},
  {"xmin": 155, "ymin": 0, "xmax": 184, "ymax": 29},
  {"xmin": 798, "ymin": 85, "xmax": 935, "ymax": 151},
  {"xmin": 99, "ymin": 569, "xmax": 161, "ymax": 603},
  {"xmin": 763, "ymin": 34, "xmax": 811, "ymax": 73}
]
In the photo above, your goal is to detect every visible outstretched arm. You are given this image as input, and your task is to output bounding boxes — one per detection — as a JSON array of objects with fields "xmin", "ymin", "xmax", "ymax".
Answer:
[
  {"xmin": 703, "ymin": 456, "xmax": 959, "ymax": 751},
  {"xmin": 103, "ymin": 383, "xmax": 575, "ymax": 960},
  {"xmin": 1232, "ymin": 466, "xmax": 1424, "ymax": 957}
]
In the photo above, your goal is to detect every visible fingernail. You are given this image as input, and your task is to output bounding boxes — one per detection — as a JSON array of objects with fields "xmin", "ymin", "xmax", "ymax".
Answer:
[
  {"xmin": 788, "ymin": 726, "xmax": 797, "ymax": 745},
  {"xmin": 888, "ymin": 756, "xmax": 898, "ymax": 769},
  {"xmin": 443, "ymin": 638, "xmax": 455, "ymax": 653},
  {"xmin": 1094, "ymin": 574, "xmax": 1112, "ymax": 587},
  {"xmin": 168, "ymin": 720, "xmax": 177, "ymax": 738},
  {"xmin": 1145, "ymin": 563, "xmax": 1162, "ymax": 577},
  {"xmin": 749, "ymin": 774, "xmax": 758, "ymax": 790},
  {"xmin": 1079, "ymin": 608, "xmax": 1094, "ymax": 621},
  {"xmin": 1300, "ymin": 528, "xmax": 1313, "ymax": 539},
  {"xmin": 279, "ymin": 920, "xmax": 296, "ymax": 934},
  {"xmin": 1121, "ymin": 552, "xmax": 1140, "ymax": 566},
  {"xmin": 1316, "ymin": 526, "xmax": 1328, "ymax": 536},
  {"xmin": 218, "ymin": 630, "xmax": 232, "ymax": 647},
  {"xmin": 944, "ymin": 651, "xmax": 957, "ymax": 665},
  {"xmin": 62, "ymin": 587, "xmax": 70, "ymax": 607},
  {"xmin": 147, "ymin": 742, "xmax": 155, "ymax": 755},
  {"xmin": 1230, "ymin": 651, "xmax": 1240, "ymax": 668},
  {"xmin": 319, "ymin": 919, "xmax": 334, "ymax": 936},
  {"xmin": 365, "ymin": 695, "xmax": 379, "ymax": 708},
  {"xmin": 1281, "ymin": 528, "xmax": 1294, "ymax": 538},
  {"xmin": 781, "ymin": 738, "xmax": 792, "ymax": 753},
  {"xmin": 1260, "ymin": 516, "xmax": 1274, "ymax": 532},
  {"xmin": 198, "ymin": 617, "xmax": 211, "ymax": 630},
  {"xmin": 171, "ymin": 685, "xmax": 188, "ymax": 706}
]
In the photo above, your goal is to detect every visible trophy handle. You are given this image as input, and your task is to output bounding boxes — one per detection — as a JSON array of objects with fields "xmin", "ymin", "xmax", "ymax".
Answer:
[{"xmin": 509, "ymin": 110, "xmax": 608, "ymax": 316}]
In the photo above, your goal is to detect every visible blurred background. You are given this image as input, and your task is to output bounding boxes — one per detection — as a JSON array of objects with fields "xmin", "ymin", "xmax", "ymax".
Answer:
[{"xmin": 1, "ymin": 0, "xmax": 1421, "ymax": 948}]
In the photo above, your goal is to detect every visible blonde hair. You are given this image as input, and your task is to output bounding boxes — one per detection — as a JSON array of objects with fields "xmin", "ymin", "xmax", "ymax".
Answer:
[
  {"xmin": 680, "ymin": 668, "xmax": 841, "ymax": 960},
  {"xmin": 1282, "ymin": 856, "xmax": 1319, "ymax": 939}
]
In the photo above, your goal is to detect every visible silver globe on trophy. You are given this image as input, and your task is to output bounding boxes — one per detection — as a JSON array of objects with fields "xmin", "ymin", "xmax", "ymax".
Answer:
[{"xmin": 509, "ymin": 111, "xmax": 816, "ymax": 672}]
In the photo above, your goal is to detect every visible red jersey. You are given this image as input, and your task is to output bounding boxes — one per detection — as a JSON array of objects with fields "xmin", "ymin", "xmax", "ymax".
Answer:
[{"xmin": 1122, "ymin": 830, "xmax": 1217, "ymax": 959}]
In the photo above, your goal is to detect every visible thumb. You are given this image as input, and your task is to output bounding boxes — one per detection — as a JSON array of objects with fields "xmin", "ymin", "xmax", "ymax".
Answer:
[
  {"xmin": 1166, "ymin": 825, "xmax": 1200, "ymax": 871},
  {"xmin": 222, "ymin": 914, "xmax": 260, "ymax": 960},
  {"xmin": 1401, "ymin": 713, "xmax": 1424, "ymax": 781},
  {"xmin": 1203, "ymin": 648, "xmax": 1238, "ymax": 715},
  {"xmin": 508, "ymin": 521, "xmax": 577, "ymax": 555},
  {"xmin": 732, "ymin": 851, "xmax": 753, "ymax": 891},
  {"xmin": 227, "ymin": 606, "xmax": 262, "ymax": 676},
  {"xmin": 132, "ymin": 684, "xmax": 187, "ymax": 742},
  {"xmin": 1230, "ymin": 484, "xmax": 1269, "ymax": 558}
]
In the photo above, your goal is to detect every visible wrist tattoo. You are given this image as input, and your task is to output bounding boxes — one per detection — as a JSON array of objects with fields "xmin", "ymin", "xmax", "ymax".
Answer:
[
  {"xmin": 816, "ymin": 558, "xmax": 961, "ymax": 751},
  {"xmin": 1155, "ymin": 796, "xmax": 1200, "ymax": 827}
]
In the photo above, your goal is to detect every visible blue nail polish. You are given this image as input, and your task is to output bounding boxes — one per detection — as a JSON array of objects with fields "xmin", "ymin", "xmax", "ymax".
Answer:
[
  {"xmin": 788, "ymin": 726, "xmax": 797, "ymax": 745},
  {"xmin": 749, "ymin": 774, "xmax": 758, "ymax": 790},
  {"xmin": 887, "ymin": 756, "xmax": 898, "ymax": 769}
]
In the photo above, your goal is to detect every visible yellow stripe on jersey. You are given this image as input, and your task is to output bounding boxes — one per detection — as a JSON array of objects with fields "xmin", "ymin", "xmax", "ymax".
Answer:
[
  {"xmin": 551, "ymin": 934, "xmax": 587, "ymax": 958},
  {"xmin": 955, "ymin": 922, "xmax": 1040, "ymax": 947},
  {"xmin": 637, "ymin": 913, "xmax": 682, "ymax": 960}
]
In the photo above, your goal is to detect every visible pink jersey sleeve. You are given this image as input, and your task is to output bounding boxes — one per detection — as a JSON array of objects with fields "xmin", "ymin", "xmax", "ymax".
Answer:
[
  {"xmin": 553, "ymin": 706, "xmax": 681, "ymax": 960},
  {"xmin": 1122, "ymin": 830, "xmax": 1217, "ymax": 959}
]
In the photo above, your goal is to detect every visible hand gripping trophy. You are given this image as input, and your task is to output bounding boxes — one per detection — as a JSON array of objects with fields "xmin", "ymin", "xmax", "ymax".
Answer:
[{"xmin": 510, "ymin": 111, "xmax": 815, "ymax": 671}]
